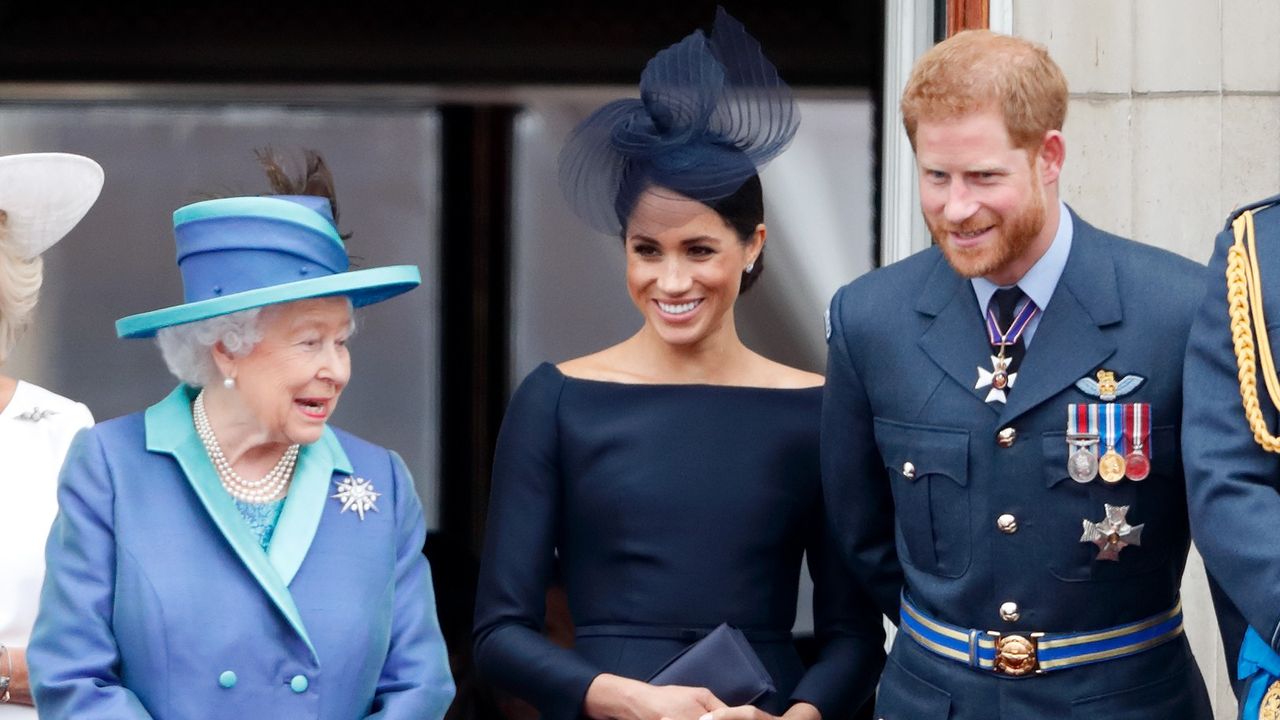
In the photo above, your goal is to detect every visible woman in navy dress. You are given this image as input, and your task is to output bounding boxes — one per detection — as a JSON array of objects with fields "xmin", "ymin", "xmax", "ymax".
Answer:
[{"xmin": 473, "ymin": 10, "xmax": 884, "ymax": 720}]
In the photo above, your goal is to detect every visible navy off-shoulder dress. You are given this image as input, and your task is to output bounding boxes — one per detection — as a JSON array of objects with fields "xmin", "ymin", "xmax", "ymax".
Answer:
[{"xmin": 474, "ymin": 363, "xmax": 885, "ymax": 720}]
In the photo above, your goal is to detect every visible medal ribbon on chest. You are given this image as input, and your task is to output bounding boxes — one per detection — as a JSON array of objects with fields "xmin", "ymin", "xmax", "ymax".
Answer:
[
  {"xmin": 1124, "ymin": 402, "xmax": 1151, "ymax": 481},
  {"xmin": 975, "ymin": 297, "xmax": 1038, "ymax": 404},
  {"xmin": 1098, "ymin": 402, "xmax": 1128, "ymax": 483},
  {"xmin": 1067, "ymin": 402, "xmax": 1100, "ymax": 483}
]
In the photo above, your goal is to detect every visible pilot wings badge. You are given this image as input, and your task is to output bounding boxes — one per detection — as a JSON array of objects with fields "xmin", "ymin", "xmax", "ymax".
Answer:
[
  {"xmin": 1075, "ymin": 369, "xmax": 1145, "ymax": 402},
  {"xmin": 14, "ymin": 407, "xmax": 58, "ymax": 423}
]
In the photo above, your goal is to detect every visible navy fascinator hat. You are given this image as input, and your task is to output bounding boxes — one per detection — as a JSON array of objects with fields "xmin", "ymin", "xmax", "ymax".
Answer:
[{"xmin": 558, "ymin": 7, "xmax": 799, "ymax": 235}]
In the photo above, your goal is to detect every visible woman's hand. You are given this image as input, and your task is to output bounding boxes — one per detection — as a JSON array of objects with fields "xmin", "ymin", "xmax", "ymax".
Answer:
[
  {"xmin": 3, "ymin": 645, "xmax": 33, "ymax": 706},
  {"xmin": 584, "ymin": 673, "xmax": 727, "ymax": 720},
  {"xmin": 698, "ymin": 701, "xmax": 821, "ymax": 720}
]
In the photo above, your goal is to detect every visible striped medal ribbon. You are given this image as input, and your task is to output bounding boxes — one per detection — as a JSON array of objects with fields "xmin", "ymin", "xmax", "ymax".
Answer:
[
  {"xmin": 1067, "ymin": 403, "xmax": 1100, "ymax": 483},
  {"xmin": 1098, "ymin": 403, "xmax": 1127, "ymax": 483},
  {"xmin": 1124, "ymin": 403, "xmax": 1151, "ymax": 481}
]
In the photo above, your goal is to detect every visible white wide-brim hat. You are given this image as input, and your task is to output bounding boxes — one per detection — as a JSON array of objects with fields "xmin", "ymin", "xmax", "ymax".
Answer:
[{"xmin": 0, "ymin": 152, "xmax": 104, "ymax": 259}]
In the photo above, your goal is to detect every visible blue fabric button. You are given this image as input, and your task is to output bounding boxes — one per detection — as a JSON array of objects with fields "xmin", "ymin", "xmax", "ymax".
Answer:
[
  {"xmin": 290, "ymin": 674, "xmax": 309, "ymax": 693},
  {"xmin": 219, "ymin": 671, "xmax": 237, "ymax": 689}
]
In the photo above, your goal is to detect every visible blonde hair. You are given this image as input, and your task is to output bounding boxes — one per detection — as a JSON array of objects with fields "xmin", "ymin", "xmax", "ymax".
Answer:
[
  {"xmin": 901, "ymin": 30, "xmax": 1068, "ymax": 151},
  {"xmin": 0, "ymin": 226, "xmax": 44, "ymax": 365}
]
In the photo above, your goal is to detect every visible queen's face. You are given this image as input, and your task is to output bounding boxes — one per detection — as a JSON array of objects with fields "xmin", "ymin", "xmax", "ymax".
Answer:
[
  {"xmin": 229, "ymin": 296, "xmax": 353, "ymax": 446},
  {"xmin": 623, "ymin": 188, "xmax": 761, "ymax": 348}
]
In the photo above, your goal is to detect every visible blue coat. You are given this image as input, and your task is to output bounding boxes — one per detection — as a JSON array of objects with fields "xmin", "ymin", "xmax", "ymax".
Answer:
[
  {"xmin": 822, "ymin": 210, "xmax": 1213, "ymax": 718},
  {"xmin": 1184, "ymin": 194, "xmax": 1280, "ymax": 710},
  {"xmin": 28, "ymin": 385, "xmax": 455, "ymax": 719}
]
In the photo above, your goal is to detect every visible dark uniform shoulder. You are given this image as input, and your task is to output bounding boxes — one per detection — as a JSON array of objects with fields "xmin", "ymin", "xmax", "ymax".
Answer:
[
  {"xmin": 1078, "ymin": 214, "xmax": 1204, "ymax": 287},
  {"xmin": 827, "ymin": 246, "xmax": 949, "ymax": 352},
  {"xmin": 835, "ymin": 245, "xmax": 944, "ymax": 309},
  {"xmin": 1225, "ymin": 192, "xmax": 1280, "ymax": 231},
  {"xmin": 1237, "ymin": 195, "xmax": 1280, "ymax": 253},
  {"xmin": 1071, "ymin": 214, "xmax": 1206, "ymax": 336},
  {"xmin": 1116, "ymin": 235, "xmax": 1203, "ymax": 282}
]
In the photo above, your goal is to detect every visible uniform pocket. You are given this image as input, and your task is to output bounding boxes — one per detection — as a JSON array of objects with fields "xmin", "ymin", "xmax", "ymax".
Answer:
[
  {"xmin": 873, "ymin": 654, "xmax": 952, "ymax": 720},
  {"xmin": 873, "ymin": 418, "xmax": 971, "ymax": 578},
  {"xmin": 1041, "ymin": 427, "xmax": 1174, "ymax": 582}
]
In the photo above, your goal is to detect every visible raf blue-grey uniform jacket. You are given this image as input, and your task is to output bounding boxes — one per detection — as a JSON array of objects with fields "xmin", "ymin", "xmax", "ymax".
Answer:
[
  {"xmin": 822, "ymin": 209, "xmax": 1213, "ymax": 719},
  {"xmin": 1184, "ymin": 195, "xmax": 1280, "ymax": 708},
  {"xmin": 27, "ymin": 386, "xmax": 456, "ymax": 719}
]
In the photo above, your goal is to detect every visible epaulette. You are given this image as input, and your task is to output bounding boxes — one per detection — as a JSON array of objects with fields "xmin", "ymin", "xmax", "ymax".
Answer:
[
  {"xmin": 1226, "ymin": 192, "xmax": 1280, "ymax": 453},
  {"xmin": 1224, "ymin": 192, "xmax": 1280, "ymax": 231}
]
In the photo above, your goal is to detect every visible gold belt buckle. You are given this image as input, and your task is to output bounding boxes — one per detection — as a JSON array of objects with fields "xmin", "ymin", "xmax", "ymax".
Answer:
[
  {"xmin": 1260, "ymin": 680, "xmax": 1280, "ymax": 720},
  {"xmin": 987, "ymin": 631, "xmax": 1045, "ymax": 676}
]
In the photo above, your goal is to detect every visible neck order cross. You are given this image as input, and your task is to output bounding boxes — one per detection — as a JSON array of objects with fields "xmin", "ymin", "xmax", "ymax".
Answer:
[
  {"xmin": 986, "ymin": 287, "xmax": 1038, "ymax": 357},
  {"xmin": 975, "ymin": 287, "xmax": 1037, "ymax": 404}
]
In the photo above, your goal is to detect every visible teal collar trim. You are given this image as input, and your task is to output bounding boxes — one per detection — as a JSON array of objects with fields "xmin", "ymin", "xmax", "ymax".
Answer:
[
  {"xmin": 144, "ymin": 385, "xmax": 321, "ymax": 660},
  {"xmin": 268, "ymin": 425, "xmax": 350, "ymax": 587}
]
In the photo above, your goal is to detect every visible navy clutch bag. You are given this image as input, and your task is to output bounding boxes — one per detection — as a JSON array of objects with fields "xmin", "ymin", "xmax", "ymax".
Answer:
[{"xmin": 647, "ymin": 623, "xmax": 776, "ymax": 706}]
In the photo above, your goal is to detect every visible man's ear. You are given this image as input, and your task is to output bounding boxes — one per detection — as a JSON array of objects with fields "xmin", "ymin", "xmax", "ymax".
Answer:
[{"xmin": 1037, "ymin": 130, "xmax": 1065, "ymax": 187}]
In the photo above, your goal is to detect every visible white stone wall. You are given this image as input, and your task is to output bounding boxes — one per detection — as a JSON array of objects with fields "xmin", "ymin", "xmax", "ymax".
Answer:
[
  {"xmin": 1014, "ymin": 2, "xmax": 1280, "ymax": 716},
  {"xmin": 1017, "ymin": 0, "xmax": 1280, "ymax": 264}
]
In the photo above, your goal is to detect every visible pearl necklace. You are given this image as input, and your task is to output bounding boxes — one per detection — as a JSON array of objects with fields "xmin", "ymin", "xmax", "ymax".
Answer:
[{"xmin": 193, "ymin": 390, "xmax": 300, "ymax": 503}]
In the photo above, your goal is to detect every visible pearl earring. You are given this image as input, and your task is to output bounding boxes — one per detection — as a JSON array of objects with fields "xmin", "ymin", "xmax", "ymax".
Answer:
[
  {"xmin": 223, "ymin": 376, "xmax": 235, "ymax": 390},
  {"xmin": 745, "ymin": 262, "xmax": 755, "ymax": 274}
]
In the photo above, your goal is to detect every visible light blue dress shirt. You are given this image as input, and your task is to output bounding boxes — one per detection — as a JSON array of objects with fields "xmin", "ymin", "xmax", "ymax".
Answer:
[{"xmin": 970, "ymin": 200, "xmax": 1074, "ymax": 346}]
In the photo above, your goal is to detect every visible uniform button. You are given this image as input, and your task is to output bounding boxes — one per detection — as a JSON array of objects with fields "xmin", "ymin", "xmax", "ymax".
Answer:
[
  {"xmin": 1000, "ymin": 602, "xmax": 1020, "ymax": 622},
  {"xmin": 997, "ymin": 427, "xmax": 1017, "ymax": 448},
  {"xmin": 997, "ymin": 514, "xmax": 1018, "ymax": 534},
  {"xmin": 902, "ymin": 461, "xmax": 916, "ymax": 479},
  {"xmin": 218, "ymin": 670, "xmax": 237, "ymax": 689},
  {"xmin": 290, "ymin": 674, "xmax": 309, "ymax": 693}
]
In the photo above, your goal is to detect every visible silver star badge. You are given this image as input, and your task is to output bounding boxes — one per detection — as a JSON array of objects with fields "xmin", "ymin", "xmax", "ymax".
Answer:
[
  {"xmin": 975, "ymin": 355, "xmax": 1017, "ymax": 404},
  {"xmin": 1081, "ymin": 504, "xmax": 1144, "ymax": 561},
  {"xmin": 331, "ymin": 476, "xmax": 381, "ymax": 521}
]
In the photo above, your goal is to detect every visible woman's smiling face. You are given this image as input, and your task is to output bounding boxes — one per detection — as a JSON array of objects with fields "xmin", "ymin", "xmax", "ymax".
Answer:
[
  {"xmin": 623, "ymin": 187, "xmax": 762, "ymax": 349},
  {"xmin": 223, "ymin": 296, "xmax": 353, "ymax": 446}
]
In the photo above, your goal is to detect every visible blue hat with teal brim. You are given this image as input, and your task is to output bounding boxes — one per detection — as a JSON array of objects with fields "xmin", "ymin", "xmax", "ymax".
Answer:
[{"xmin": 115, "ymin": 194, "xmax": 420, "ymax": 339}]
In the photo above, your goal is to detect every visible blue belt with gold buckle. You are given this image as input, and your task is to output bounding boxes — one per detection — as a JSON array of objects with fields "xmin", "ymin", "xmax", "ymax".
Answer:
[{"xmin": 899, "ymin": 594, "xmax": 1184, "ymax": 677}]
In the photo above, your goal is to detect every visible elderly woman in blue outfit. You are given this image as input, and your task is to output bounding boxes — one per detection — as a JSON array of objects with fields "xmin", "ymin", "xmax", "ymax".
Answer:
[{"xmin": 28, "ymin": 153, "xmax": 455, "ymax": 719}]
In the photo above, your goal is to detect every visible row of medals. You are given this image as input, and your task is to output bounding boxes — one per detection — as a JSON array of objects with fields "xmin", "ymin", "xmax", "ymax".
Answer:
[{"xmin": 1067, "ymin": 410, "xmax": 1150, "ymax": 483}]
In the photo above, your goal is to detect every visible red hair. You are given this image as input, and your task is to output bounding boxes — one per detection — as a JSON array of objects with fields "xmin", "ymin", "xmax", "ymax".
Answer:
[{"xmin": 901, "ymin": 30, "xmax": 1068, "ymax": 151}]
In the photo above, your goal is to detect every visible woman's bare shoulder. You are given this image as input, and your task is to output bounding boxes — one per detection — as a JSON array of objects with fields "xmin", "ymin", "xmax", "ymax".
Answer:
[
  {"xmin": 749, "ymin": 356, "xmax": 824, "ymax": 389},
  {"xmin": 556, "ymin": 345, "xmax": 645, "ymax": 383}
]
